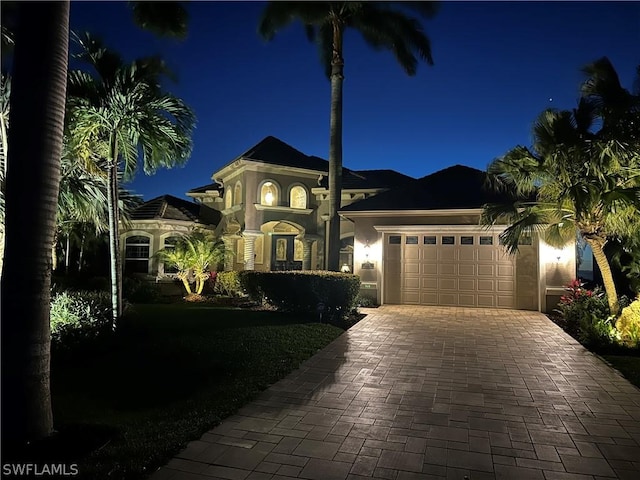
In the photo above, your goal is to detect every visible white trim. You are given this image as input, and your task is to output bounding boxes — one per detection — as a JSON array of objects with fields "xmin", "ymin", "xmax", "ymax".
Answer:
[
  {"xmin": 343, "ymin": 208, "xmax": 483, "ymax": 217},
  {"xmin": 221, "ymin": 204, "xmax": 243, "ymax": 216},
  {"xmin": 373, "ymin": 224, "xmax": 506, "ymax": 233},
  {"xmin": 254, "ymin": 204, "xmax": 313, "ymax": 214}
]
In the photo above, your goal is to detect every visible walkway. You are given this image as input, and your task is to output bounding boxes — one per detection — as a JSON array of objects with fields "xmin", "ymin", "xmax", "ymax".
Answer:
[{"xmin": 150, "ymin": 306, "xmax": 640, "ymax": 480}]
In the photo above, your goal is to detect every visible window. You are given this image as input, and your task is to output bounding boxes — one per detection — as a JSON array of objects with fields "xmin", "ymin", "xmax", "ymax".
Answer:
[
  {"xmin": 423, "ymin": 236, "xmax": 437, "ymax": 245},
  {"xmin": 461, "ymin": 236, "xmax": 474, "ymax": 245},
  {"xmin": 233, "ymin": 181, "xmax": 242, "ymax": 206},
  {"xmin": 480, "ymin": 236, "xmax": 493, "ymax": 245},
  {"xmin": 125, "ymin": 236, "xmax": 150, "ymax": 274},
  {"xmin": 294, "ymin": 239, "xmax": 304, "ymax": 261},
  {"xmin": 225, "ymin": 189, "xmax": 232, "ymax": 209},
  {"xmin": 260, "ymin": 181, "xmax": 277, "ymax": 206},
  {"xmin": 406, "ymin": 236, "xmax": 418, "ymax": 244},
  {"xmin": 290, "ymin": 186, "xmax": 307, "ymax": 209},
  {"xmin": 162, "ymin": 236, "xmax": 181, "ymax": 274},
  {"xmin": 442, "ymin": 236, "xmax": 455, "ymax": 245},
  {"xmin": 389, "ymin": 235, "xmax": 401, "ymax": 244}
]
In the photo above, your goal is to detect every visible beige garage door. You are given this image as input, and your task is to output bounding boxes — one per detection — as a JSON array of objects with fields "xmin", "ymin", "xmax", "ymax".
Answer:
[{"xmin": 384, "ymin": 230, "xmax": 515, "ymax": 308}]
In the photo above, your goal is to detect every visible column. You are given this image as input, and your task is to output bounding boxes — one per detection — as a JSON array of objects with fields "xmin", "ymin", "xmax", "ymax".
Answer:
[
  {"xmin": 222, "ymin": 236, "xmax": 234, "ymax": 271},
  {"xmin": 242, "ymin": 231, "xmax": 261, "ymax": 271}
]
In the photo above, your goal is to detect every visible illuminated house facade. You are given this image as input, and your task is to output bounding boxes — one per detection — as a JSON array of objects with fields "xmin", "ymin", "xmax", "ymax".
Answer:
[{"xmin": 121, "ymin": 136, "xmax": 575, "ymax": 312}]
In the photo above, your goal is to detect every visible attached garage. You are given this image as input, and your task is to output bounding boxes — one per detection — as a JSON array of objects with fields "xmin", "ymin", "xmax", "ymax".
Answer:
[
  {"xmin": 381, "ymin": 228, "xmax": 515, "ymax": 308},
  {"xmin": 340, "ymin": 165, "xmax": 575, "ymax": 312}
]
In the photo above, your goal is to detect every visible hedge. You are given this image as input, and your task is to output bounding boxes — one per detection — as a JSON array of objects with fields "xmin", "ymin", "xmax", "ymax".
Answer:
[{"xmin": 238, "ymin": 271, "xmax": 360, "ymax": 318}]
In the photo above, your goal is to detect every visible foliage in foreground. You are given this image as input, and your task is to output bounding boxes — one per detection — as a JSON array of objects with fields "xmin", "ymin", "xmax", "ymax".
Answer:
[
  {"xmin": 239, "ymin": 270, "xmax": 361, "ymax": 324},
  {"xmin": 51, "ymin": 306, "xmax": 344, "ymax": 479},
  {"xmin": 555, "ymin": 280, "xmax": 638, "ymax": 351}
]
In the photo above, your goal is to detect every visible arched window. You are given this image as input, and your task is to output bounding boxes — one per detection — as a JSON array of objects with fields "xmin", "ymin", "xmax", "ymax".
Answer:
[
  {"xmin": 260, "ymin": 181, "xmax": 278, "ymax": 206},
  {"xmin": 289, "ymin": 186, "xmax": 307, "ymax": 209},
  {"xmin": 162, "ymin": 236, "xmax": 181, "ymax": 274},
  {"xmin": 233, "ymin": 181, "xmax": 242, "ymax": 206},
  {"xmin": 225, "ymin": 188, "xmax": 232, "ymax": 209},
  {"xmin": 124, "ymin": 235, "xmax": 150, "ymax": 274}
]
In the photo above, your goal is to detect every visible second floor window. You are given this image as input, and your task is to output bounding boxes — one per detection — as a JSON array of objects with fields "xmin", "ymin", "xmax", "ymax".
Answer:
[
  {"xmin": 234, "ymin": 182, "xmax": 242, "ymax": 206},
  {"xmin": 260, "ymin": 181, "xmax": 277, "ymax": 206},
  {"xmin": 290, "ymin": 186, "xmax": 307, "ymax": 209}
]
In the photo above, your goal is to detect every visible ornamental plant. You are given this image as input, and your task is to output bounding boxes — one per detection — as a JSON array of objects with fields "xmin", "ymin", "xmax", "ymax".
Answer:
[{"xmin": 555, "ymin": 280, "xmax": 612, "ymax": 345}]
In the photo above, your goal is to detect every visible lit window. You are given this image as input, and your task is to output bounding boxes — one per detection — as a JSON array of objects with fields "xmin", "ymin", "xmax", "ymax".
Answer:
[
  {"xmin": 125, "ymin": 236, "xmax": 150, "ymax": 274},
  {"xmin": 233, "ymin": 182, "xmax": 242, "ymax": 206},
  {"xmin": 290, "ymin": 186, "xmax": 307, "ymax": 209},
  {"xmin": 225, "ymin": 189, "xmax": 232, "ymax": 209},
  {"xmin": 294, "ymin": 239, "xmax": 304, "ymax": 261},
  {"xmin": 260, "ymin": 182, "xmax": 277, "ymax": 206}
]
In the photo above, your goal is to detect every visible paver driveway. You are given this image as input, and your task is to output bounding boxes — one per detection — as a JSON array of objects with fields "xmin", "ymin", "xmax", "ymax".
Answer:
[{"xmin": 151, "ymin": 306, "xmax": 640, "ymax": 480}]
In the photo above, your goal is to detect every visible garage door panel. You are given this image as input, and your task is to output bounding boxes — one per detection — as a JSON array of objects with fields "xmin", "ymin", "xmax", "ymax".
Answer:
[
  {"xmin": 477, "ymin": 265, "xmax": 495, "ymax": 276},
  {"xmin": 498, "ymin": 265, "xmax": 514, "ymax": 277},
  {"xmin": 459, "ymin": 278, "xmax": 476, "ymax": 290},
  {"xmin": 478, "ymin": 249, "xmax": 496, "ymax": 261},
  {"xmin": 405, "ymin": 263, "xmax": 419, "ymax": 274},
  {"xmin": 497, "ymin": 295, "xmax": 514, "ymax": 308},
  {"xmin": 421, "ymin": 277, "xmax": 437, "ymax": 289},
  {"xmin": 404, "ymin": 277, "xmax": 420, "ymax": 289},
  {"xmin": 421, "ymin": 263, "xmax": 437, "ymax": 275},
  {"xmin": 478, "ymin": 279, "xmax": 495, "ymax": 291},
  {"xmin": 497, "ymin": 280, "xmax": 514, "ymax": 292},
  {"xmin": 405, "ymin": 248, "xmax": 419, "ymax": 260},
  {"xmin": 477, "ymin": 295, "xmax": 496, "ymax": 307},
  {"xmin": 439, "ymin": 263, "xmax": 456, "ymax": 275},
  {"xmin": 439, "ymin": 293, "xmax": 458, "ymax": 305},
  {"xmin": 439, "ymin": 249, "xmax": 456, "ymax": 261},
  {"xmin": 458, "ymin": 264, "xmax": 476, "ymax": 276},
  {"xmin": 420, "ymin": 292, "xmax": 438, "ymax": 305},
  {"xmin": 422, "ymin": 248, "xmax": 437, "ymax": 260},
  {"xmin": 459, "ymin": 249, "xmax": 475, "ymax": 261},
  {"xmin": 402, "ymin": 291, "xmax": 420, "ymax": 304},
  {"xmin": 438, "ymin": 278, "xmax": 457, "ymax": 290},
  {"xmin": 459, "ymin": 294, "xmax": 476, "ymax": 306}
]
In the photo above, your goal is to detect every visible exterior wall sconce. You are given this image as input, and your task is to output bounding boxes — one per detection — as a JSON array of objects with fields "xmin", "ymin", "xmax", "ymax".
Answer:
[
  {"xmin": 364, "ymin": 239, "xmax": 370, "ymax": 260},
  {"xmin": 340, "ymin": 264, "xmax": 351, "ymax": 273}
]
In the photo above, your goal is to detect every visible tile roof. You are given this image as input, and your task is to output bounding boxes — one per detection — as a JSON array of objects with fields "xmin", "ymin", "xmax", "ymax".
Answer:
[
  {"xmin": 188, "ymin": 182, "xmax": 223, "ymax": 195},
  {"xmin": 130, "ymin": 195, "xmax": 201, "ymax": 222},
  {"xmin": 340, "ymin": 165, "xmax": 511, "ymax": 212},
  {"xmin": 233, "ymin": 136, "xmax": 329, "ymax": 172}
]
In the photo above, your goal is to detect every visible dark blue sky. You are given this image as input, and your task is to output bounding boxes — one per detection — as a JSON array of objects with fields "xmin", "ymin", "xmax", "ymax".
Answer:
[{"xmin": 70, "ymin": 1, "xmax": 639, "ymax": 202}]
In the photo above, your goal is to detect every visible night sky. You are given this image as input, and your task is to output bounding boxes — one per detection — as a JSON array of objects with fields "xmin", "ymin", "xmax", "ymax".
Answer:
[{"xmin": 69, "ymin": 1, "xmax": 640, "ymax": 202}]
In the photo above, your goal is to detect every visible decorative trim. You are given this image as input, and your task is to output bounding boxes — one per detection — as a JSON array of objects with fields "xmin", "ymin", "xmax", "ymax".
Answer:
[
  {"xmin": 221, "ymin": 204, "xmax": 243, "ymax": 216},
  {"xmin": 341, "ymin": 208, "xmax": 484, "ymax": 217},
  {"xmin": 373, "ymin": 224, "xmax": 507, "ymax": 233},
  {"xmin": 253, "ymin": 204, "xmax": 313, "ymax": 214}
]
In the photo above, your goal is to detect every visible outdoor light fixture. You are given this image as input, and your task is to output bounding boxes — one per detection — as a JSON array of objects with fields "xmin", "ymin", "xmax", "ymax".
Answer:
[
  {"xmin": 364, "ymin": 239, "xmax": 370, "ymax": 260},
  {"xmin": 341, "ymin": 264, "xmax": 351, "ymax": 273}
]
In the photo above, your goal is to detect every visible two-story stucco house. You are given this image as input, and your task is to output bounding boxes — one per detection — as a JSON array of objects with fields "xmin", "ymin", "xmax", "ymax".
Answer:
[{"xmin": 121, "ymin": 136, "xmax": 576, "ymax": 312}]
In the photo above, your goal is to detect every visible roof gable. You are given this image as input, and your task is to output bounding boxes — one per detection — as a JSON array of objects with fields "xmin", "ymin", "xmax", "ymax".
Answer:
[
  {"xmin": 130, "ymin": 195, "xmax": 201, "ymax": 222},
  {"xmin": 231, "ymin": 136, "xmax": 330, "ymax": 172},
  {"xmin": 341, "ymin": 165, "xmax": 508, "ymax": 212}
]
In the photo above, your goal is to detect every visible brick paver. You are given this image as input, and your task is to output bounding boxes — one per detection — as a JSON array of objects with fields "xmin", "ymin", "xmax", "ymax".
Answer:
[{"xmin": 150, "ymin": 306, "xmax": 640, "ymax": 479}]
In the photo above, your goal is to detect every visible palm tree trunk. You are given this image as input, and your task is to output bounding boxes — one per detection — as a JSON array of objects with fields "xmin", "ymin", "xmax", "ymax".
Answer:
[
  {"xmin": 51, "ymin": 231, "xmax": 58, "ymax": 272},
  {"xmin": 586, "ymin": 237, "xmax": 619, "ymax": 315},
  {"xmin": 1, "ymin": 0, "xmax": 69, "ymax": 443},
  {"xmin": 106, "ymin": 133, "xmax": 123, "ymax": 328},
  {"xmin": 78, "ymin": 229, "xmax": 85, "ymax": 273},
  {"xmin": 64, "ymin": 234, "xmax": 70, "ymax": 274},
  {"xmin": 327, "ymin": 19, "xmax": 344, "ymax": 271}
]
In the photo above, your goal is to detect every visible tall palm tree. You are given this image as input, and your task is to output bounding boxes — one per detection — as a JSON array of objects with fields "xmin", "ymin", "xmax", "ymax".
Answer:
[
  {"xmin": 1, "ymin": 1, "xmax": 69, "ymax": 444},
  {"xmin": 482, "ymin": 59, "xmax": 640, "ymax": 315},
  {"xmin": 67, "ymin": 34, "xmax": 195, "ymax": 327},
  {"xmin": 258, "ymin": 1, "xmax": 438, "ymax": 270},
  {"xmin": 1, "ymin": 0, "xmax": 188, "ymax": 445}
]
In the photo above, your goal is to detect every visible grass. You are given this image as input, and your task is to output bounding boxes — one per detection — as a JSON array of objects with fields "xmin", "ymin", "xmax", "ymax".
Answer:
[
  {"xmin": 602, "ymin": 355, "xmax": 640, "ymax": 389},
  {"xmin": 48, "ymin": 304, "xmax": 345, "ymax": 479}
]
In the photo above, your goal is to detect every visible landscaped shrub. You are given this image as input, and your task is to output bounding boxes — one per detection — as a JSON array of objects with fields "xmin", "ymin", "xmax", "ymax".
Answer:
[
  {"xmin": 214, "ymin": 271, "xmax": 243, "ymax": 297},
  {"xmin": 555, "ymin": 280, "xmax": 613, "ymax": 348},
  {"xmin": 616, "ymin": 297, "xmax": 640, "ymax": 348},
  {"xmin": 239, "ymin": 271, "xmax": 360, "ymax": 321},
  {"xmin": 356, "ymin": 294, "xmax": 378, "ymax": 308},
  {"xmin": 123, "ymin": 276, "xmax": 162, "ymax": 303},
  {"xmin": 50, "ymin": 290, "xmax": 112, "ymax": 352}
]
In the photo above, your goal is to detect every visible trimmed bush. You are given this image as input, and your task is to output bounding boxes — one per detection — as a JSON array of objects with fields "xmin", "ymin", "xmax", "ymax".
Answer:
[
  {"xmin": 123, "ymin": 276, "xmax": 162, "ymax": 303},
  {"xmin": 50, "ymin": 290, "xmax": 112, "ymax": 352},
  {"xmin": 214, "ymin": 271, "xmax": 243, "ymax": 297},
  {"xmin": 239, "ymin": 271, "xmax": 360, "ymax": 320},
  {"xmin": 555, "ymin": 280, "xmax": 610, "ymax": 341},
  {"xmin": 616, "ymin": 297, "xmax": 640, "ymax": 348}
]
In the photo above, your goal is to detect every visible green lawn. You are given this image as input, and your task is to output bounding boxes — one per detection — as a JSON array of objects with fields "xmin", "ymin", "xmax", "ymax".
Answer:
[
  {"xmin": 49, "ymin": 304, "xmax": 345, "ymax": 479},
  {"xmin": 602, "ymin": 355, "xmax": 640, "ymax": 389}
]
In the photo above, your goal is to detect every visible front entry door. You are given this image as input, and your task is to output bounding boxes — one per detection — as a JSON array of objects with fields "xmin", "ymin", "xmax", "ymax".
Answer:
[{"xmin": 271, "ymin": 235, "xmax": 302, "ymax": 271}]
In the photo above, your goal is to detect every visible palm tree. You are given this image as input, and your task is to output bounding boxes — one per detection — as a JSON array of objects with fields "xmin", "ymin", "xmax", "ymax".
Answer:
[
  {"xmin": 1, "ymin": 1, "xmax": 69, "ymax": 444},
  {"xmin": 67, "ymin": 34, "xmax": 195, "ymax": 327},
  {"xmin": 258, "ymin": 1, "xmax": 438, "ymax": 270},
  {"xmin": 1, "ymin": 0, "xmax": 188, "ymax": 445},
  {"xmin": 482, "ymin": 59, "xmax": 640, "ymax": 315},
  {"xmin": 156, "ymin": 231, "xmax": 229, "ymax": 296}
]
